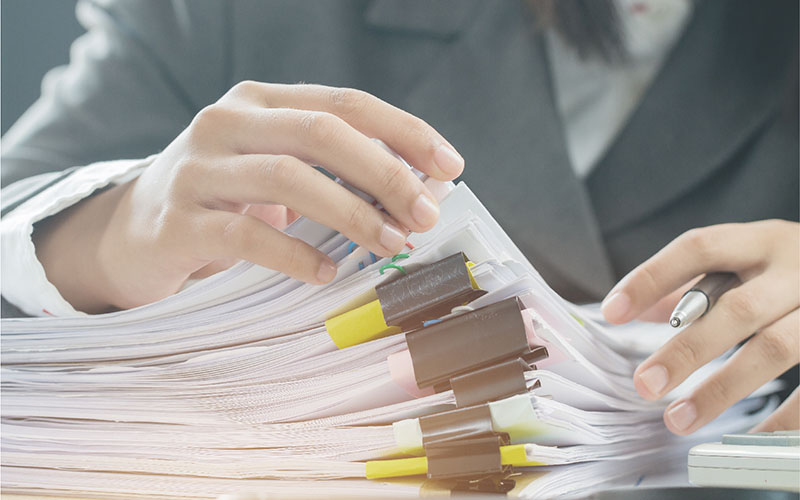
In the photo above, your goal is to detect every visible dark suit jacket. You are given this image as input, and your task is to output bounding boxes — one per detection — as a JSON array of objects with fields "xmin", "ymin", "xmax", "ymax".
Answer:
[{"xmin": 2, "ymin": 0, "xmax": 798, "ymax": 313}]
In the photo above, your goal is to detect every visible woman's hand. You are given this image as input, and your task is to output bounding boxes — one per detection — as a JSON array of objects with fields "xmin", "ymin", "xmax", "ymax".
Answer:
[
  {"xmin": 602, "ymin": 220, "xmax": 799, "ymax": 435},
  {"xmin": 34, "ymin": 82, "xmax": 464, "ymax": 313}
]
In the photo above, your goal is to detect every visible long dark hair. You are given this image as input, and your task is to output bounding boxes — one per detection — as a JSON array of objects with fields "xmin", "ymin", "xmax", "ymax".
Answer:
[
  {"xmin": 527, "ymin": 0, "xmax": 625, "ymax": 61},
  {"xmin": 529, "ymin": 0, "xmax": 797, "ymax": 118}
]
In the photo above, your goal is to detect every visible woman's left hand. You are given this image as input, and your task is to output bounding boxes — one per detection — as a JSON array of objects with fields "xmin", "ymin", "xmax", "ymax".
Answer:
[{"xmin": 601, "ymin": 219, "xmax": 799, "ymax": 435}]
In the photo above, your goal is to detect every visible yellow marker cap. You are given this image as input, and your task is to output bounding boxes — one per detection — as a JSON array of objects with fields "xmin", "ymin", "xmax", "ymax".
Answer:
[
  {"xmin": 325, "ymin": 299, "xmax": 401, "ymax": 349},
  {"xmin": 466, "ymin": 260, "xmax": 480, "ymax": 291},
  {"xmin": 364, "ymin": 444, "xmax": 546, "ymax": 480},
  {"xmin": 365, "ymin": 456, "xmax": 428, "ymax": 479},
  {"xmin": 501, "ymin": 444, "xmax": 545, "ymax": 467}
]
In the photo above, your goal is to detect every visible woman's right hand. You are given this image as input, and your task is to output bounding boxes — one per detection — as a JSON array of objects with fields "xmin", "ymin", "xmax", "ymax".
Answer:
[{"xmin": 33, "ymin": 82, "xmax": 465, "ymax": 313}]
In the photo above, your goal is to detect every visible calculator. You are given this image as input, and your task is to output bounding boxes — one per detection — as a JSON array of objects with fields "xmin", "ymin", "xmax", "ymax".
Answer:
[{"xmin": 689, "ymin": 431, "xmax": 800, "ymax": 492}]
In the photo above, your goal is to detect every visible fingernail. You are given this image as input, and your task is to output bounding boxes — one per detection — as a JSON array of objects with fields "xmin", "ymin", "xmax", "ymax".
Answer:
[
  {"xmin": 316, "ymin": 260, "xmax": 337, "ymax": 283},
  {"xmin": 667, "ymin": 400, "xmax": 697, "ymax": 432},
  {"xmin": 601, "ymin": 292, "xmax": 631, "ymax": 322},
  {"xmin": 638, "ymin": 364, "xmax": 669, "ymax": 396},
  {"xmin": 411, "ymin": 194, "xmax": 439, "ymax": 228},
  {"xmin": 433, "ymin": 144, "xmax": 464, "ymax": 177},
  {"xmin": 380, "ymin": 222, "xmax": 407, "ymax": 252}
]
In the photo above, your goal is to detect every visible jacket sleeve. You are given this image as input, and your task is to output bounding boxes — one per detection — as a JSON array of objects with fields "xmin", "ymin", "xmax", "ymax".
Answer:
[
  {"xmin": 0, "ymin": 0, "xmax": 230, "ymax": 316},
  {"xmin": 1, "ymin": 0, "xmax": 230, "ymax": 188}
]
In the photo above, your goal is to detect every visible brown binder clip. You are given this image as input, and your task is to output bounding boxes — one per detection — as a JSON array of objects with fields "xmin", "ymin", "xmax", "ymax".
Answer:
[
  {"xmin": 420, "ymin": 404, "xmax": 509, "ymax": 480},
  {"xmin": 405, "ymin": 297, "xmax": 548, "ymax": 406},
  {"xmin": 326, "ymin": 252, "xmax": 487, "ymax": 348},
  {"xmin": 418, "ymin": 402, "xmax": 524, "ymax": 492},
  {"xmin": 450, "ymin": 358, "xmax": 542, "ymax": 408},
  {"xmin": 376, "ymin": 252, "xmax": 486, "ymax": 330},
  {"xmin": 451, "ymin": 476, "xmax": 517, "ymax": 494}
]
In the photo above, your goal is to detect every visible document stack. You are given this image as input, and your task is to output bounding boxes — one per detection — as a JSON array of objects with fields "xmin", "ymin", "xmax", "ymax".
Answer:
[{"xmin": 1, "ymin": 175, "xmax": 780, "ymax": 499}]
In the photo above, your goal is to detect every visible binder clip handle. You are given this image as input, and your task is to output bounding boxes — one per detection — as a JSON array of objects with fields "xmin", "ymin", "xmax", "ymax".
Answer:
[{"xmin": 452, "ymin": 476, "xmax": 517, "ymax": 494}]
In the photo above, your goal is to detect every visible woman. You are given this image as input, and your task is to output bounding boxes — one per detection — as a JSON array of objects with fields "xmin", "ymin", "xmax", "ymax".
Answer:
[{"xmin": 1, "ymin": 0, "xmax": 797, "ymax": 435}]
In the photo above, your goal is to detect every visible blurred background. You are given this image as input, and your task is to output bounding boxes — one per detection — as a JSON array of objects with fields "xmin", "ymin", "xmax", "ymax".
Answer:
[{"xmin": 1, "ymin": 0, "xmax": 84, "ymax": 135}]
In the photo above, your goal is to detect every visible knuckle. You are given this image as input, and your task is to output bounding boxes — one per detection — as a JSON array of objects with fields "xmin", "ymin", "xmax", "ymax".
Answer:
[
  {"xmin": 221, "ymin": 217, "xmax": 252, "ymax": 251},
  {"xmin": 194, "ymin": 104, "xmax": 223, "ymax": 124},
  {"xmin": 152, "ymin": 204, "xmax": 182, "ymax": 245},
  {"xmin": 228, "ymin": 80, "xmax": 262, "ymax": 99},
  {"xmin": 721, "ymin": 288, "xmax": 761, "ymax": 325},
  {"xmin": 760, "ymin": 218, "xmax": 783, "ymax": 232},
  {"xmin": 328, "ymin": 87, "xmax": 372, "ymax": 117},
  {"xmin": 635, "ymin": 264, "xmax": 661, "ymax": 298},
  {"xmin": 261, "ymin": 155, "xmax": 301, "ymax": 192},
  {"xmin": 757, "ymin": 324, "xmax": 796, "ymax": 366},
  {"xmin": 763, "ymin": 219, "xmax": 797, "ymax": 246},
  {"xmin": 191, "ymin": 104, "xmax": 234, "ymax": 134},
  {"xmin": 680, "ymin": 227, "xmax": 716, "ymax": 266},
  {"xmin": 298, "ymin": 111, "xmax": 343, "ymax": 146},
  {"xmin": 703, "ymin": 376, "xmax": 734, "ymax": 406},
  {"xmin": 170, "ymin": 159, "xmax": 203, "ymax": 190},
  {"xmin": 379, "ymin": 160, "xmax": 409, "ymax": 194},
  {"xmin": 345, "ymin": 200, "xmax": 371, "ymax": 231},
  {"xmin": 671, "ymin": 335, "xmax": 703, "ymax": 368},
  {"xmin": 397, "ymin": 116, "xmax": 437, "ymax": 149}
]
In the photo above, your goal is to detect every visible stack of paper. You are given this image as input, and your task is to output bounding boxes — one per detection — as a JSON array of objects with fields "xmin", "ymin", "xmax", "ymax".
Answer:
[{"xmin": 1, "ymin": 179, "xmax": 779, "ymax": 499}]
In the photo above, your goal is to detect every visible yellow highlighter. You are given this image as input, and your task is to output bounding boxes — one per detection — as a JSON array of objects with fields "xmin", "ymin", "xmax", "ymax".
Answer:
[
  {"xmin": 326, "ymin": 299, "xmax": 402, "ymax": 348},
  {"xmin": 326, "ymin": 252, "xmax": 485, "ymax": 349},
  {"xmin": 365, "ymin": 444, "xmax": 545, "ymax": 479}
]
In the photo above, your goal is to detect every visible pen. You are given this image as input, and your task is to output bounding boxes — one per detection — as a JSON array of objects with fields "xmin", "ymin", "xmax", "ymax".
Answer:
[{"xmin": 669, "ymin": 272, "xmax": 740, "ymax": 328}]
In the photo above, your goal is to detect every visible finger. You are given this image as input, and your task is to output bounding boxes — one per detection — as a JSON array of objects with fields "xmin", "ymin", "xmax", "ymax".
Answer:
[
  {"xmin": 195, "ymin": 210, "xmax": 338, "ymax": 284},
  {"xmin": 227, "ymin": 81, "xmax": 464, "ymax": 180},
  {"xmin": 602, "ymin": 223, "xmax": 770, "ymax": 324},
  {"xmin": 244, "ymin": 204, "xmax": 293, "ymax": 229},
  {"xmin": 246, "ymin": 205, "xmax": 300, "ymax": 230},
  {"xmin": 633, "ymin": 272, "xmax": 799, "ymax": 401},
  {"xmin": 661, "ymin": 309, "xmax": 799, "ymax": 435},
  {"xmin": 751, "ymin": 387, "xmax": 800, "ymax": 433},
  {"xmin": 637, "ymin": 277, "xmax": 700, "ymax": 323},
  {"xmin": 201, "ymin": 154, "xmax": 409, "ymax": 256},
  {"xmin": 222, "ymin": 108, "xmax": 440, "ymax": 233},
  {"xmin": 188, "ymin": 259, "xmax": 238, "ymax": 280}
]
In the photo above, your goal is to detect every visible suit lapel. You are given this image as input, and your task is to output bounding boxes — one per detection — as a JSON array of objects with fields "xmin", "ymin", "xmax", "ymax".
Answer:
[
  {"xmin": 367, "ymin": 0, "xmax": 617, "ymax": 299},
  {"xmin": 588, "ymin": 0, "xmax": 798, "ymax": 234}
]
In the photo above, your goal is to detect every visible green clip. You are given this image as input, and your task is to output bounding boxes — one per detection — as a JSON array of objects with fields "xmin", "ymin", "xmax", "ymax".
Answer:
[{"xmin": 379, "ymin": 263, "xmax": 407, "ymax": 275}]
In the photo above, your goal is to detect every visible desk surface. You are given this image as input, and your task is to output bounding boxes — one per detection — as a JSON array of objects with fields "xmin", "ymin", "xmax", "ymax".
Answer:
[
  {"xmin": 4, "ymin": 496, "xmax": 111, "ymax": 500},
  {"xmin": 5, "ymin": 497, "xmax": 88, "ymax": 499}
]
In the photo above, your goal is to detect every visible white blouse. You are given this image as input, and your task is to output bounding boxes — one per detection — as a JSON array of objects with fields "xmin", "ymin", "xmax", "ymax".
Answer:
[{"xmin": 547, "ymin": 0, "xmax": 691, "ymax": 178}]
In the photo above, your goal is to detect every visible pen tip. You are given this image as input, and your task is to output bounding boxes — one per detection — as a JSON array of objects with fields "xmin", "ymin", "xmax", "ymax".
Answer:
[{"xmin": 670, "ymin": 317, "xmax": 681, "ymax": 328}]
